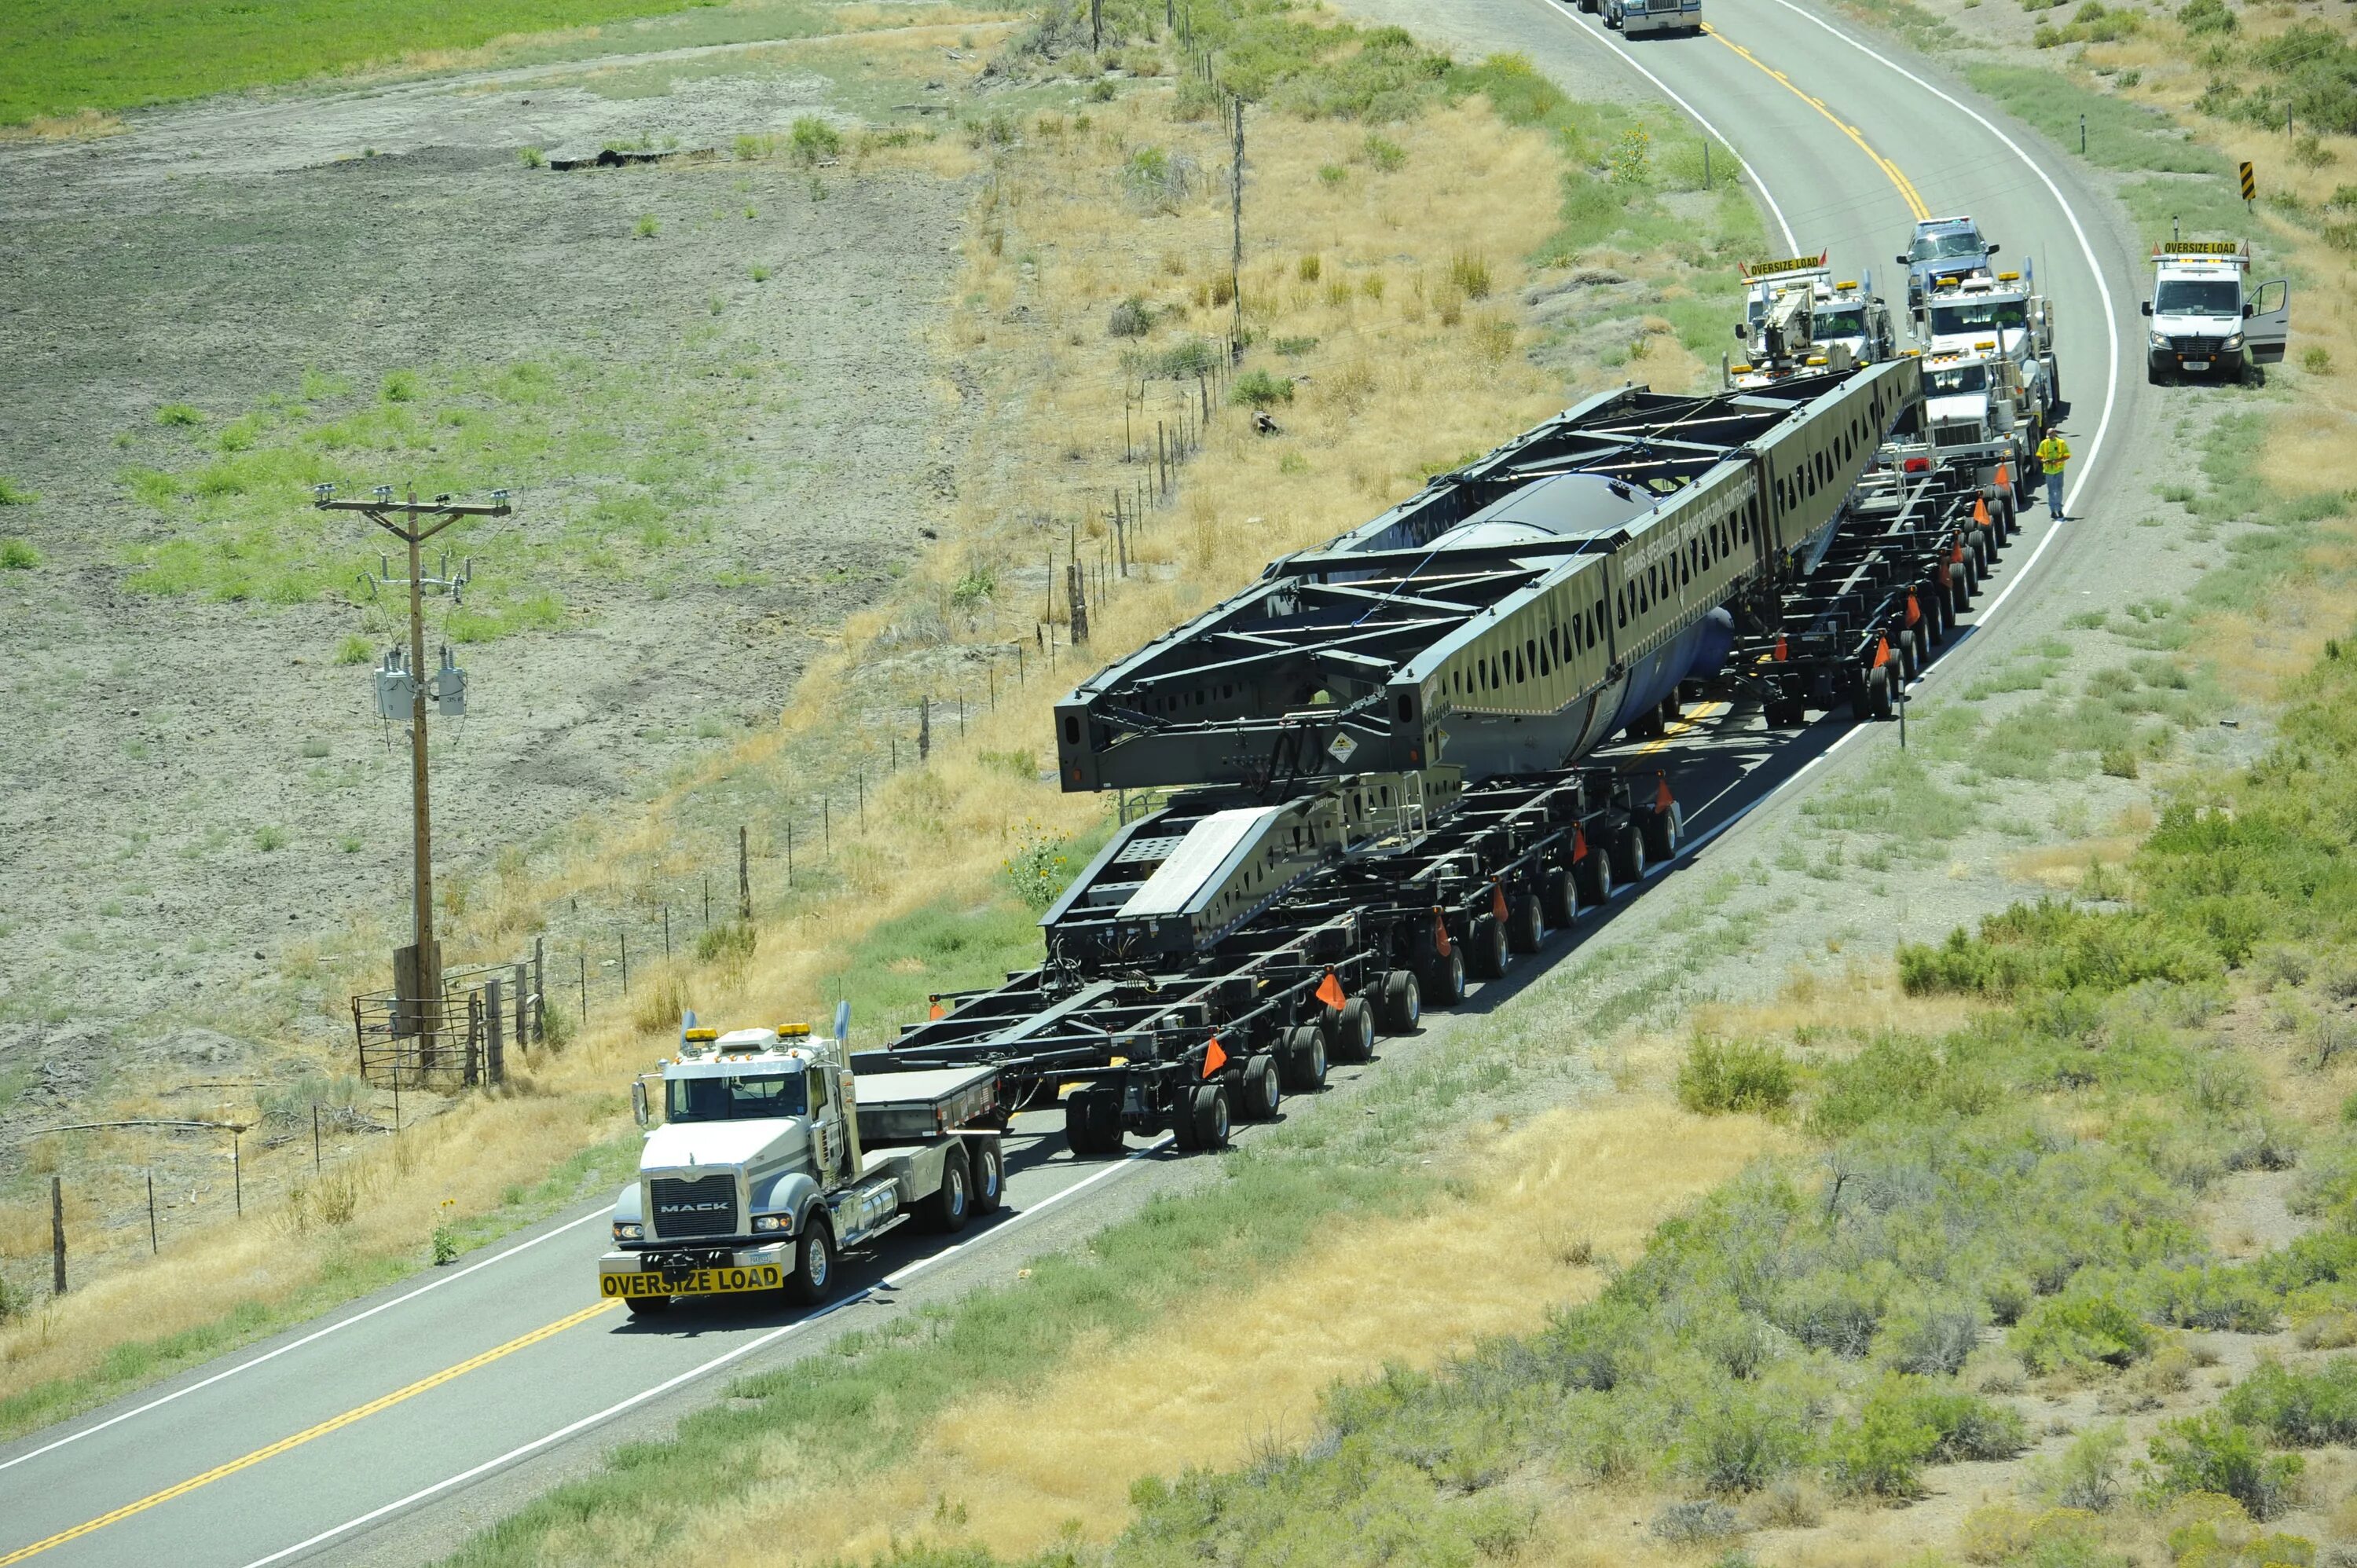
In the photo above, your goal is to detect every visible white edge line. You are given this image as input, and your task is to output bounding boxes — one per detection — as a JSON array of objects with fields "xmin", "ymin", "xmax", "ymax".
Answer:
[
  {"xmin": 236, "ymin": 1138, "xmax": 1170, "ymax": 1568},
  {"xmin": 0, "ymin": 1207, "xmax": 613, "ymax": 1476},
  {"xmin": 1535, "ymin": 0, "xmax": 1801, "ymax": 254},
  {"xmin": 1754, "ymin": 0, "xmax": 2121, "ymax": 525}
]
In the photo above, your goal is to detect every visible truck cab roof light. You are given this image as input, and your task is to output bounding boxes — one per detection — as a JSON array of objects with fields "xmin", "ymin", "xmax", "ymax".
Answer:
[
  {"xmin": 683, "ymin": 1028, "xmax": 719, "ymax": 1042},
  {"xmin": 779, "ymin": 1023, "xmax": 812, "ymax": 1037}
]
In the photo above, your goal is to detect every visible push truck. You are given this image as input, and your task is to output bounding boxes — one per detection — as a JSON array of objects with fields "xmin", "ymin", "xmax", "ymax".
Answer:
[
  {"xmin": 2143, "ymin": 240, "xmax": 2289, "ymax": 384},
  {"xmin": 599, "ymin": 1023, "xmax": 1006, "ymax": 1316}
]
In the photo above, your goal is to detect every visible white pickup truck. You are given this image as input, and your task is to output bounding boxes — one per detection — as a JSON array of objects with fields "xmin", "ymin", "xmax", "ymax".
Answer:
[
  {"xmin": 2143, "ymin": 240, "xmax": 2289, "ymax": 384},
  {"xmin": 599, "ymin": 1023, "xmax": 1005, "ymax": 1316}
]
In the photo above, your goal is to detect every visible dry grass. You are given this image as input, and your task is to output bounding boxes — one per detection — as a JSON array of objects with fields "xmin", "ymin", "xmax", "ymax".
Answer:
[
  {"xmin": 1, "ymin": 68, "xmax": 1686, "ymax": 1429},
  {"xmin": 0, "ymin": 109, "xmax": 126, "ymax": 142},
  {"xmin": 2003, "ymin": 834, "xmax": 2146, "ymax": 892},
  {"xmin": 676, "ymin": 1097, "xmax": 1780, "ymax": 1566},
  {"xmin": 1691, "ymin": 956, "xmax": 1985, "ymax": 1046}
]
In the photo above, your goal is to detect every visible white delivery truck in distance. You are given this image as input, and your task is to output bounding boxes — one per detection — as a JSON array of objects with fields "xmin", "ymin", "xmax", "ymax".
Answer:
[{"xmin": 2143, "ymin": 240, "xmax": 2289, "ymax": 384}]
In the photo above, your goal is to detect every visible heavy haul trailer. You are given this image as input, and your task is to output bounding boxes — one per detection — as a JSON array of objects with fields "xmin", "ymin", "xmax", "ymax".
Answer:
[{"xmin": 866, "ymin": 360, "xmax": 1979, "ymax": 1154}]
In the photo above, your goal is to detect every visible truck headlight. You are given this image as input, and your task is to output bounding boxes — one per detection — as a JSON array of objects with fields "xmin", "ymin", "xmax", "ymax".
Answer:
[
  {"xmin": 2148, "ymin": 331, "xmax": 2166, "ymax": 350},
  {"xmin": 2223, "ymin": 333, "xmax": 2243, "ymax": 351},
  {"xmin": 613, "ymin": 1222, "xmax": 642, "ymax": 1242},
  {"xmin": 753, "ymin": 1213, "xmax": 791, "ymax": 1233}
]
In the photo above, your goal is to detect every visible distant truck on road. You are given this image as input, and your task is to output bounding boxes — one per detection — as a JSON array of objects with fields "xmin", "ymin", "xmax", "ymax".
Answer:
[
  {"xmin": 1919, "ymin": 265, "xmax": 2058, "ymax": 427},
  {"xmin": 599, "ymin": 1021, "xmax": 1005, "ymax": 1316},
  {"xmin": 1604, "ymin": 0, "xmax": 1703, "ymax": 36},
  {"xmin": 1742, "ymin": 253, "xmax": 1899, "ymax": 367},
  {"xmin": 1898, "ymin": 214, "xmax": 2000, "ymax": 315},
  {"xmin": 2143, "ymin": 240, "xmax": 2289, "ymax": 384}
]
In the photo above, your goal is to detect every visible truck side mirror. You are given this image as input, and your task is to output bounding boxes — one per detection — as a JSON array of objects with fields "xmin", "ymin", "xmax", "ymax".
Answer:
[
  {"xmin": 2242, "ymin": 302, "xmax": 2254, "ymax": 319},
  {"xmin": 1733, "ymin": 323, "xmax": 1747, "ymax": 341},
  {"xmin": 2140, "ymin": 302, "xmax": 2153, "ymax": 317},
  {"xmin": 1986, "ymin": 244, "xmax": 2000, "ymax": 256},
  {"xmin": 632, "ymin": 1079, "xmax": 651, "ymax": 1129},
  {"xmin": 1896, "ymin": 255, "xmax": 1909, "ymax": 266}
]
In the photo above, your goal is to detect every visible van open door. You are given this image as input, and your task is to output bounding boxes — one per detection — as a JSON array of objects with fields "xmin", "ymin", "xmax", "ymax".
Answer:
[{"xmin": 2248, "ymin": 277, "xmax": 2290, "ymax": 365}]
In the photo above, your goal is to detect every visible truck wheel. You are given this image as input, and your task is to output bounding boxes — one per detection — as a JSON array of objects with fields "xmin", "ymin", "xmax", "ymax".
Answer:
[
  {"xmin": 625, "ymin": 1295, "xmax": 673, "ymax": 1318},
  {"xmin": 1896, "ymin": 630, "xmax": 1919, "ymax": 683},
  {"xmin": 1507, "ymin": 893, "xmax": 1545, "ymax": 955},
  {"xmin": 1607, "ymin": 821, "xmax": 1648, "ymax": 886},
  {"xmin": 1240, "ymin": 1053, "xmax": 1282, "ymax": 1119},
  {"xmin": 1948, "ymin": 565, "xmax": 1971, "ymax": 617},
  {"xmin": 1376, "ymin": 968, "xmax": 1421, "ymax": 1033},
  {"xmin": 1281, "ymin": 1023, "xmax": 1328, "ymax": 1092},
  {"xmin": 786, "ymin": 1218, "xmax": 835, "ymax": 1306},
  {"xmin": 1332, "ymin": 996, "xmax": 1376, "ymax": 1062},
  {"xmin": 1858, "ymin": 663, "xmax": 1893, "ymax": 721},
  {"xmin": 1189, "ymin": 1084, "xmax": 1232, "ymax": 1150},
  {"xmin": 1421, "ymin": 944, "xmax": 1465, "ymax": 1008},
  {"xmin": 926, "ymin": 1145, "xmax": 973, "ymax": 1234},
  {"xmin": 1540, "ymin": 865, "xmax": 1577, "ymax": 927},
  {"xmin": 1573, "ymin": 846, "xmax": 1615, "ymax": 907},
  {"xmin": 970, "ymin": 1138, "xmax": 1005, "ymax": 1215},
  {"xmin": 1065, "ymin": 1088, "xmax": 1120, "ymax": 1156},
  {"xmin": 1467, "ymin": 913, "xmax": 1509, "ymax": 980},
  {"xmin": 1640, "ymin": 801, "xmax": 1682, "ymax": 863}
]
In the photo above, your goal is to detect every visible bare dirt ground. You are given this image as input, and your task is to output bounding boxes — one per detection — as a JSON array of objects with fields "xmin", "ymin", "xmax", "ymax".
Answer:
[{"xmin": 0, "ymin": 12, "xmax": 995, "ymax": 1247}]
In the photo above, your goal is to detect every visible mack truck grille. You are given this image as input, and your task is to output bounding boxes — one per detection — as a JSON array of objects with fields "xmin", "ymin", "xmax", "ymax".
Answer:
[
  {"xmin": 1932, "ymin": 424, "xmax": 1981, "ymax": 449},
  {"xmin": 650, "ymin": 1174, "xmax": 739, "ymax": 1238}
]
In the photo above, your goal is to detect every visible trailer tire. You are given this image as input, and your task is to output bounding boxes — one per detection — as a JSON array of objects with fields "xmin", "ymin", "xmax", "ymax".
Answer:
[
  {"xmin": 1332, "ymin": 996, "xmax": 1376, "ymax": 1062},
  {"xmin": 1897, "ymin": 629, "xmax": 1919, "ymax": 683},
  {"xmin": 925, "ymin": 1145, "xmax": 973, "ymax": 1234},
  {"xmin": 1420, "ymin": 946, "xmax": 1466, "ymax": 1009},
  {"xmin": 625, "ymin": 1295, "xmax": 673, "ymax": 1318},
  {"xmin": 1281, "ymin": 1024, "xmax": 1328, "ymax": 1093},
  {"xmin": 786, "ymin": 1218, "xmax": 836, "ymax": 1306},
  {"xmin": 1948, "ymin": 565, "xmax": 1971, "ymax": 617},
  {"xmin": 1640, "ymin": 801, "xmax": 1682, "ymax": 864},
  {"xmin": 1065, "ymin": 1088, "xmax": 1120, "ymax": 1156},
  {"xmin": 1573, "ymin": 846, "xmax": 1615, "ymax": 907},
  {"xmin": 1240, "ymin": 1053, "xmax": 1282, "ymax": 1119},
  {"xmin": 1189, "ymin": 1084, "xmax": 1232, "ymax": 1150},
  {"xmin": 1859, "ymin": 663, "xmax": 1893, "ymax": 721},
  {"xmin": 1607, "ymin": 821, "xmax": 1648, "ymax": 886},
  {"xmin": 1540, "ymin": 866, "xmax": 1577, "ymax": 928},
  {"xmin": 1507, "ymin": 893, "xmax": 1545, "ymax": 955},
  {"xmin": 970, "ymin": 1138, "xmax": 1005, "ymax": 1214},
  {"xmin": 1377, "ymin": 968, "xmax": 1421, "ymax": 1033},
  {"xmin": 1467, "ymin": 913, "xmax": 1509, "ymax": 980}
]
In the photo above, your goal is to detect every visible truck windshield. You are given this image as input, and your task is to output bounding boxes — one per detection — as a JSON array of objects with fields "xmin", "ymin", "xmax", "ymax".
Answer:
[
  {"xmin": 1911, "ymin": 232, "xmax": 1983, "ymax": 262},
  {"xmin": 667, "ymin": 1072, "xmax": 808, "ymax": 1122},
  {"xmin": 2155, "ymin": 279, "xmax": 2240, "ymax": 317},
  {"xmin": 1813, "ymin": 307, "xmax": 1865, "ymax": 339},
  {"xmin": 1926, "ymin": 364, "xmax": 1989, "ymax": 395},
  {"xmin": 1928, "ymin": 299, "xmax": 2025, "ymax": 336}
]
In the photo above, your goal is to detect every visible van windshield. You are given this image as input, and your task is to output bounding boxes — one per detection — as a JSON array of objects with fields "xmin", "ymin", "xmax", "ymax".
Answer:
[
  {"xmin": 1926, "ymin": 364, "xmax": 1989, "ymax": 396},
  {"xmin": 1927, "ymin": 299, "xmax": 2025, "ymax": 336},
  {"xmin": 667, "ymin": 1072, "xmax": 808, "ymax": 1122},
  {"xmin": 2155, "ymin": 279, "xmax": 2240, "ymax": 317}
]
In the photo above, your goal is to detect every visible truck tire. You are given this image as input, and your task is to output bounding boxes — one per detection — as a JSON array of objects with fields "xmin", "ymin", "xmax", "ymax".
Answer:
[
  {"xmin": 1573, "ymin": 846, "xmax": 1614, "ymax": 907},
  {"xmin": 1896, "ymin": 629, "xmax": 1919, "ymax": 684},
  {"xmin": 1540, "ymin": 866, "xmax": 1577, "ymax": 927},
  {"xmin": 1331, "ymin": 996, "xmax": 1376, "ymax": 1062},
  {"xmin": 1240, "ymin": 1053, "xmax": 1282, "ymax": 1119},
  {"xmin": 1466, "ymin": 913, "xmax": 1509, "ymax": 980},
  {"xmin": 1189, "ymin": 1083, "xmax": 1232, "ymax": 1150},
  {"xmin": 1065, "ymin": 1088, "xmax": 1120, "ymax": 1156},
  {"xmin": 786, "ymin": 1218, "xmax": 835, "ymax": 1306},
  {"xmin": 1948, "ymin": 563, "xmax": 1971, "ymax": 616},
  {"xmin": 1421, "ymin": 944, "xmax": 1466, "ymax": 1009},
  {"xmin": 970, "ymin": 1138, "xmax": 1005, "ymax": 1215},
  {"xmin": 1640, "ymin": 801, "xmax": 1682, "ymax": 863},
  {"xmin": 1507, "ymin": 892, "xmax": 1545, "ymax": 955},
  {"xmin": 1376, "ymin": 968, "xmax": 1421, "ymax": 1033},
  {"xmin": 925, "ymin": 1145, "xmax": 973, "ymax": 1234},
  {"xmin": 1281, "ymin": 1023, "xmax": 1328, "ymax": 1093},
  {"xmin": 625, "ymin": 1295, "xmax": 673, "ymax": 1318},
  {"xmin": 1857, "ymin": 663, "xmax": 1893, "ymax": 721},
  {"xmin": 1607, "ymin": 821, "xmax": 1648, "ymax": 886}
]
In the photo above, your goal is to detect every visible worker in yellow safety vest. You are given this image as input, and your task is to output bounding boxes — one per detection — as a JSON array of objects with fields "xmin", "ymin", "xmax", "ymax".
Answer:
[{"xmin": 2036, "ymin": 429, "xmax": 2070, "ymax": 519}]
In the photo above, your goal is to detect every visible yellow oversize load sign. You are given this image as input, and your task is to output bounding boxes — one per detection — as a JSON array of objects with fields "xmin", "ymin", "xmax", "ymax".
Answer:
[
  {"xmin": 1741, "ymin": 252, "xmax": 1826, "ymax": 278},
  {"xmin": 602, "ymin": 1263, "xmax": 783, "ymax": 1299}
]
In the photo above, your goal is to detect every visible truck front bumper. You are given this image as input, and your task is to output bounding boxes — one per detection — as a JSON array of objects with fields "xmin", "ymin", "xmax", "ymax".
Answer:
[{"xmin": 598, "ymin": 1243, "xmax": 792, "ymax": 1300}]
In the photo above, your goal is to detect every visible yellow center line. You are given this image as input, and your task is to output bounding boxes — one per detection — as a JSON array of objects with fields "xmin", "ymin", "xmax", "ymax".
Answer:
[
  {"xmin": 1701, "ymin": 24, "xmax": 1931, "ymax": 221},
  {"xmin": 1627, "ymin": 698, "xmax": 1726, "ymax": 761},
  {"xmin": 0, "ymin": 1298, "xmax": 620, "ymax": 1565}
]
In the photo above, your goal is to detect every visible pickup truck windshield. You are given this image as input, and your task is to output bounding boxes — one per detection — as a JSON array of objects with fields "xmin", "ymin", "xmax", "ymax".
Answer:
[
  {"xmin": 1926, "ymin": 364, "xmax": 1989, "ymax": 395},
  {"xmin": 1813, "ymin": 307, "xmax": 1865, "ymax": 339},
  {"xmin": 1928, "ymin": 299, "xmax": 2025, "ymax": 336},
  {"xmin": 668, "ymin": 1072, "xmax": 808, "ymax": 1122},
  {"xmin": 1911, "ymin": 232, "xmax": 1983, "ymax": 262},
  {"xmin": 2155, "ymin": 279, "xmax": 2240, "ymax": 317}
]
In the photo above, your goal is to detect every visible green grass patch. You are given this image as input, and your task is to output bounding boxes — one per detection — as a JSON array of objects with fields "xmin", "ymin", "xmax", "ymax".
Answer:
[{"xmin": 0, "ymin": 0, "xmax": 737, "ymax": 126}]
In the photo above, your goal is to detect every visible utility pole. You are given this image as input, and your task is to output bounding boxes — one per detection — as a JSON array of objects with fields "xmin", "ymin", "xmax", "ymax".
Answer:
[{"xmin": 317, "ymin": 484, "xmax": 511, "ymax": 1038}]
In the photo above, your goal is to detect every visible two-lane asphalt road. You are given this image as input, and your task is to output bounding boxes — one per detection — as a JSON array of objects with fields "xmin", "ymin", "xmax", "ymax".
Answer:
[{"xmin": 0, "ymin": 3, "xmax": 2163, "ymax": 1562}]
